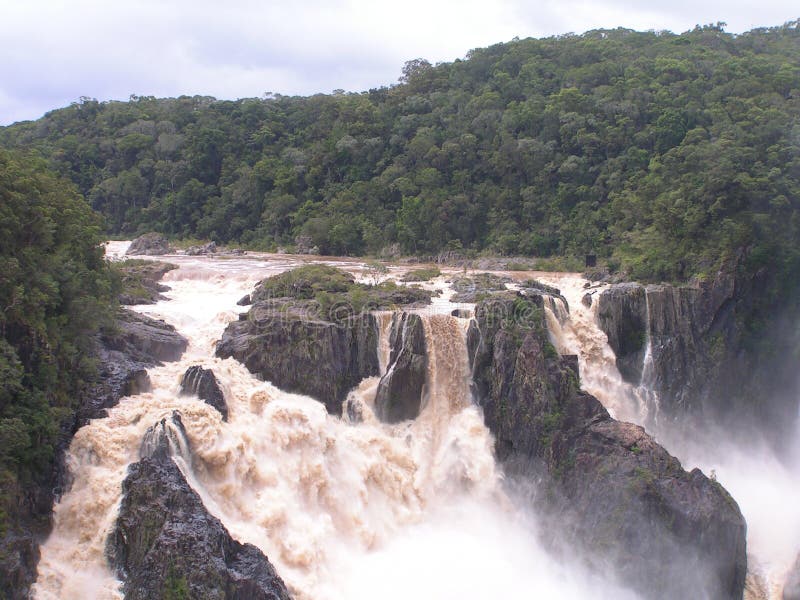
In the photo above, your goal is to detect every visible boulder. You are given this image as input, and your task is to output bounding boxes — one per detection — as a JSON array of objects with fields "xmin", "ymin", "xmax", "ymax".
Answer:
[
  {"xmin": 216, "ymin": 301, "xmax": 379, "ymax": 415},
  {"xmin": 126, "ymin": 233, "xmax": 171, "ymax": 256},
  {"xmin": 375, "ymin": 313, "xmax": 428, "ymax": 423},
  {"xmin": 471, "ymin": 293, "xmax": 747, "ymax": 600},
  {"xmin": 108, "ymin": 412, "xmax": 290, "ymax": 600},
  {"xmin": 237, "ymin": 294, "xmax": 252, "ymax": 306},
  {"xmin": 79, "ymin": 310, "xmax": 187, "ymax": 424},
  {"xmin": 450, "ymin": 308, "xmax": 473, "ymax": 318},
  {"xmin": 180, "ymin": 366, "xmax": 228, "ymax": 421},
  {"xmin": 185, "ymin": 241, "xmax": 217, "ymax": 255},
  {"xmin": 109, "ymin": 310, "xmax": 188, "ymax": 363},
  {"xmin": 785, "ymin": 554, "xmax": 800, "ymax": 600}
]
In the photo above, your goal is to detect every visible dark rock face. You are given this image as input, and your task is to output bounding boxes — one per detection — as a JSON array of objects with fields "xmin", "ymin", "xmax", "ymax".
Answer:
[
  {"xmin": 108, "ymin": 412, "xmax": 291, "ymax": 600},
  {"xmin": 180, "ymin": 366, "xmax": 228, "ymax": 420},
  {"xmin": 126, "ymin": 233, "xmax": 171, "ymax": 256},
  {"xmin": 80, "ymin": 310, "xmax": 185, "ymax": 423},
  {"xmin": 107, "ymin": 310, "xmax": 188, "ymax": 364},
  {"xmin": 0, "ymin": 309, "xmax": 186, "ymax": 599},
  {"xmin": 471, "ymin": 293, "xmax": 747, "ymax": 600},
  {"xmin": 216, "ymin": 302, "xmax": 380, "ymax": 415},
  {"xmin": 785, "ymin": 554, "xmax": 800, "ymax": 600},
  {"xmin": 375, "ymin": 313, "xmax": 428, "ymax": 423},
  {"xmin": 596, "ymin": 282, "xmax": 648, "ymax": 383},
  {"xmin": 596, "ymin": 254, "xmax": 800, "ymax": 438},
  {"xmin": 237, "ymin": 294, "xmax": 252, "ymax": 306}
]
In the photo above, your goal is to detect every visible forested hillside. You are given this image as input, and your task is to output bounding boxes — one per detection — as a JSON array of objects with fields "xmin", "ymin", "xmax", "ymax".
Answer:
[
  {"xmin": 0, "ymin": 149, "xmax": 115, "ymax": 549},
  {"xmin": 1, "ymin": 23, "xmax": 799, "ymax": 285}
]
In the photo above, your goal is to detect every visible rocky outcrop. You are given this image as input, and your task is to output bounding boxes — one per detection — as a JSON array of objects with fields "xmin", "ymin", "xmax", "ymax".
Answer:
[
  {"xmin": 107, "ymin": 310, "xmax": 188, "ymax": 364},
  {"xmin": 375, "ymin": 313, "xmax": 428, "ymax": 423},
  {"xmin": 185, "ymin": 241, "xmax": 216, "ymax": 255},
  {"xmin": 180, "ymin": 366, "xmax": 228, "ymax": 420},
  {"xmin": 785, "ymin": 554, "xmax": 800, "ymax": 600},
  {"xmin": 217, "ymin": 301, "xmax": 380, "ymax": 415},
  {"xmin": 116, "ymin": 260, "xmax": 176, "ymax": 305},
  {"xmin": 0, "ymin": 309, "xmax": 188, "ymax": 599},
  {"xmin": 125, "ymin": 233, "xmax": 171, "ymax": 256},
  {"xmin": 73, "ymin": 310, "xmax": 186, "ymax": 443},
  {"xmin": 596, "ymin": 282, "xmax": 648, "ymax": 383},
  {"xmin": 596, "ymin": 254, "xmax": 800, "ymax": 437},
  {"xmin": 108, "ymin": 412, "xmax": 290, "ymax": 600},
  {"xmin": 471, "ymin": 293, "xmax": 747, "ymax": 600},
  {"xmin": 218, "ymin": 266, "xmax": 432, "ymax": 415}
]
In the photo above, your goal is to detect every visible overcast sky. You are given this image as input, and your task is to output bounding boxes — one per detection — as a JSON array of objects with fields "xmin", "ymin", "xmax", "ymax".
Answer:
[{"xmin": 0, "ymin": 0, "xmax": 797, "ymax": 125}]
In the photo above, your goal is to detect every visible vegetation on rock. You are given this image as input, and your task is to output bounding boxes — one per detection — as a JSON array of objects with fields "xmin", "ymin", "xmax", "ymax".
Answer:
[{"xmin": 0, "ymin": 149, "xmax": 117, "ymax": 594}]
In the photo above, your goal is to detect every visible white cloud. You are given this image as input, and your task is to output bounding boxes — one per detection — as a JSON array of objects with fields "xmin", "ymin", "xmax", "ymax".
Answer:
[{"xmin": 0, "ymin": 0, "xmax": 797, "ymax": 125}]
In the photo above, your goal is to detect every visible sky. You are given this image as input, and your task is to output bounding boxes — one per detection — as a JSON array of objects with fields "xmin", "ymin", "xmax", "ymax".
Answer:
[{"xmin": 0, "ymin": 0, "xmax": 797, "ymax": 126}]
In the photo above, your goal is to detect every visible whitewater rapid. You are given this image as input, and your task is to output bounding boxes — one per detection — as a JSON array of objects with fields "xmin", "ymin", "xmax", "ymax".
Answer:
[{"xmin": 33, "ymin": 252, "xmax": 638, "ymax": 600}]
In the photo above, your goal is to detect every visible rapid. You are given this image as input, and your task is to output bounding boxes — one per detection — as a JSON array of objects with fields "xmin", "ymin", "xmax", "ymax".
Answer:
[{"xmin": 32, "ymin": 248, "xmax": 636, "ymax": 600}]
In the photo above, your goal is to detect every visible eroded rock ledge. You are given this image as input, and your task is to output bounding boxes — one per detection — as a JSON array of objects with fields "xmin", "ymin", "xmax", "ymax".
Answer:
[
  {"xmin": 470, "ymin": 292, "xmax": 747, "ymax": 600},
  {"xmin": 216, "ymin": 265, "xmax": 431, "ymax": 415},
  {"xmin": 108, "ymin": 412, "xmax": 290, "ymax": 600}
]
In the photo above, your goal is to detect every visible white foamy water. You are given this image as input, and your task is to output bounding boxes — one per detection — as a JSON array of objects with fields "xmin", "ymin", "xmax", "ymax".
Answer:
[
  {"xmin": 33, "ymin": 253, "xmax": 637, "ymax": 600},
  {"xmin": 534, "ymin": 272, "xmax": 800, "ymax": 600}
]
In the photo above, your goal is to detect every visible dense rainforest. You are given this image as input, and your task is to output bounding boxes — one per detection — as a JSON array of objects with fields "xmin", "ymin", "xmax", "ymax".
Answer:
[
  {"xmin": 0, "ymin": 149, "xmax": 115, "ymax": 552},
  {"xmin": 1, "ymin": 23, "xmax": 799, "ymax": 286}
]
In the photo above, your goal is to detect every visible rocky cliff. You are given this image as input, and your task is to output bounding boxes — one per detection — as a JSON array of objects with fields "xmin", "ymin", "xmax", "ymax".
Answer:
[
  {"xmin": 216, "ymin": 265, "xmax": 431, "ymax": 415},
  {"xmin": 596, "ymin": 255, "xmax": 800, "ymax": 436},
  {"xmin": 0, "ymin": 309, "xmax": 187, "ymax": 600},
  {"xmin": 470, "ymin": 293, "xmax": 748, "ymax": 599},
  {"xmin": 216, "ymin": 301, "xmax": 380, "ymax": 415},
  {"xmin": 108, "ymin": 412, "xmax": 291, "ymax": 600},
  {"xmin": 374, "ymin": 312, "xmax": 428, "ymax": 423}
]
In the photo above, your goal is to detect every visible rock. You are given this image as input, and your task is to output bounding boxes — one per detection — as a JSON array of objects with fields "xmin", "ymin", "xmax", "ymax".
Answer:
[
  {"xmin": 108, "ymin": 412, "xmax": 290, "ymax": 600},
  {"xmin": 109, "ymin": 310, "xmax": 188, "ymax": 364},
  {"xmin": 126, "ymin": 233, "xmax": 171, "ymax": 256},
  {"xmin": 450, "ymin": 308, "xmax": 473, "ymax": 318},
  {"xmin": 596, "ymin": 252, "xmax": 800, "ymax": 442},
  {"xmin": 180, "ymin": 366, "xmax": 228, "ymax": 421},
  {"xmin": 596, "ymin": 282, "xmax": 648, "ymax": 384},
  {"xmin": 294, "ymin": 234, "xmax": 318, "ymax": 255},
  {"xmin": 375, "ymin": 313, "xmax": 428, "ymax": 423},
  {"xmin": 116, "ymin": 260, "xmax": 177, "ymax": 305},
  {"xmin": 471, "ymin": 293, "xmax": 747, "ymax": 600},
  {"xmin": 581, "ymin": 292, "xmax": 592, "ymax": 307},
  {"xmin": 237, "ymin": 294, "xmax": 252, "ymax": 306},
  {"xmin": 449, "ymin": 273, "xmax": 512, "ymax": 303},
  {"xmin": 218, "ymin": 266, "xmax": 432, "ymax": 415},
  {"xmin": 185, "ymin": 241, "xmax": 217, "ymax": 255},
  {"xmin": 785, "ymin": 554, "xmax": 800, "ymax": 600},
  {"xmin": 123, "ymin": 369, "xmax": 151, "ymax": 397},
  {"xmin": 0, "ymin": 309, "xmax": 185, "ymax": 600},
  {"xmin": 216, "ymin": 302, "xmax": 380, "ymax": 415}
]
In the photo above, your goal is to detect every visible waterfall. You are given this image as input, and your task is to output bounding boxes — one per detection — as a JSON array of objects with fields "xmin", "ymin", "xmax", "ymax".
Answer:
[
  {"xmin": 634, "ymin": 288, "xmax": 661, "ymax": 429},
  {"xmin": 538, "ymin": 273, "xmax": 800, "ymax": 600},
  {"xmin": 539, "ymin": 277, "xmax": 644, "ymax": 424},
  {"xmin": 32, "ymin": 258, "xmax": 635, "ymax": 600}
]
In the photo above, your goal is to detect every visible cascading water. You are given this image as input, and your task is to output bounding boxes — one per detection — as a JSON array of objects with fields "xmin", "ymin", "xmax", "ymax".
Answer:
[
  {"xmin": 32, "ymin": 255, "xmax": 637, "ymax": 600},
  {"xmin": 636, "ymin": 289, "xmax": 661, "ymax": 428},
  {"xmin": 537, "ymin": 272, "xmax": 800, "ymax": 600}
]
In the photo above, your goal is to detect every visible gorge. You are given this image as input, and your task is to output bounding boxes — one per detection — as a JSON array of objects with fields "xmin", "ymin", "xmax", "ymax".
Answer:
[{"xmin": 22, "ymin": 243, "xmax": 800, "ymax": 599}]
